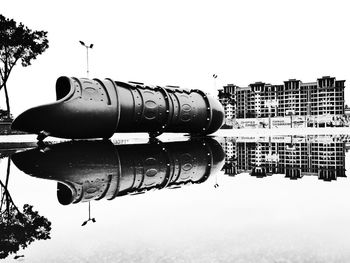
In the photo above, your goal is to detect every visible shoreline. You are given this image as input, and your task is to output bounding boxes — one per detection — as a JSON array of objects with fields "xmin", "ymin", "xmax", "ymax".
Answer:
[
  {"xmin": 215, "ymin": 127, "xmax": 350, "ymax": 137},
  {"xmin": 0, "ymin": 127, "xmax": 350, "ymax": 144}
]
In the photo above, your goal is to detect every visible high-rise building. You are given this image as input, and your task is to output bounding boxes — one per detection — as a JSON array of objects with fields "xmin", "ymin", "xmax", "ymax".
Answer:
[{"xmin": 218, "ymin": 76, "xmax": 346, "ymax": 127}]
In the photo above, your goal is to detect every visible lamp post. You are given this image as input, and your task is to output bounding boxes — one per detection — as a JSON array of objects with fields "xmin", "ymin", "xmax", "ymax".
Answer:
[
  {"xmin": 79, "ymin": 41, "xmax": 94, "ymax": 78},
  {"xmin": 213, "ymin": 73, "xmax": 218, "ymax": 84},
  {"xmin": 212, "ymin": 74, "xmax": 218, "ymax": 96}
]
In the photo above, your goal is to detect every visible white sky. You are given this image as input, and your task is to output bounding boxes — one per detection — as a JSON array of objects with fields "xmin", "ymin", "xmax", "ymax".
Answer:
[{"xmin": 2, "ymin": 0, "xmax": 350, "ymax": 116}]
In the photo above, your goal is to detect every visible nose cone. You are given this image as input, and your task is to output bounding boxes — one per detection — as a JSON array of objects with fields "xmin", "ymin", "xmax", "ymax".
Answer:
[
  {"xmin": 12, "ymin": 101, "xmax": 85, "ymax": 138},
  {"xmin": 12, "ymin": 105, "xmax": 53, "ymax": 135},
  {"xmin": 11, "ymin": 76, "xmax": 119, "ymax": 139}
]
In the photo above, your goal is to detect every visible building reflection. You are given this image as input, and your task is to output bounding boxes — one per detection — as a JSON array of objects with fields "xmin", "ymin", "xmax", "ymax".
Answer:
[
  {"xmin": 220, "ymin": 135, "xmax": 348, "ymax": 181},
  {"xmin": 11, "ymin": 138, "xmax": 225, "ymax": 205}
]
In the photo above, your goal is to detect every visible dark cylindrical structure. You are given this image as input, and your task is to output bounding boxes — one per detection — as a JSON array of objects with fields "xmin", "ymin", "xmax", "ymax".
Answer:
[
  {"xmin": 12, "ymin": 77, "xmax": 225, "ymax": 139},
  {"xmin": 11, "ymin": 138, "xmax": 225, "ymax": 205}
]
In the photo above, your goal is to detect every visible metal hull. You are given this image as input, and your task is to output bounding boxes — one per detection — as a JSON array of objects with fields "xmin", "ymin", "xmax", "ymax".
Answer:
[{"xmin": 12, "ymin": 77, "xmax": 225, "ymax": 139}]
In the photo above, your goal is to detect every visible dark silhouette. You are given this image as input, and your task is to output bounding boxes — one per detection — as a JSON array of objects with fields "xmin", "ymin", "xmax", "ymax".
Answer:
[
  {"xmin": 0, "ymin": 14, "xmax": 49, "ymax": 118},
  {"xmin": 0, "ymin": 158, "xmax": 51, "ymax": 259},
  {"xmin": 12, "ymin": 76, "xmax": 224, "ymax": 141}
]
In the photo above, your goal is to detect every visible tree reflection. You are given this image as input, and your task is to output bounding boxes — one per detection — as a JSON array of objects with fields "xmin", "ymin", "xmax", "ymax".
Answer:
[{"xmin": 0, "ymin": 157, "xmax": 51, "ymax": 259}]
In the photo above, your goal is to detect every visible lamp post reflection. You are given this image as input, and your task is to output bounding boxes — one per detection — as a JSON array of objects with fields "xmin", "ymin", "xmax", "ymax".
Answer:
[
  {"xmin": 214, "ymin": 172, "xmax": 219, "ymax": 188},
  {"xmin": 81, "ymin": 201, "xmax": 96, "ymax": 226}
]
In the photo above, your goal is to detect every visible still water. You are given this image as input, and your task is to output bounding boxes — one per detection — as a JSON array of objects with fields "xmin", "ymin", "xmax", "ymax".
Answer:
[{"xmin": 1, "ymin": 134, "xmax": 350, "ymax": 262}]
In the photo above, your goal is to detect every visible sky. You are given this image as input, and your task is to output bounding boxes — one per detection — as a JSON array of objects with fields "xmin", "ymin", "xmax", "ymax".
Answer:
[{"xmin": 2, "ymin": 0, "xmax": 350, "ymax": 116}]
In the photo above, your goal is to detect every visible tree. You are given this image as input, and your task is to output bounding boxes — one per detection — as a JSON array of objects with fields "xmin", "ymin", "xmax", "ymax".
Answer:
[
  {"xmin": 0, "ymin": 158, "xmax": 51, "ymax": 259},
  {"xmin": 0, "ymin": 14, "xmax": 49, "ymax": 118}
]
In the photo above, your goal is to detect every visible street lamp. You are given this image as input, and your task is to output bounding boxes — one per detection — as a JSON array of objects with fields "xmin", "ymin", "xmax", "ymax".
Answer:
[
  {"xmin": 212, "ymin": 74, "xmax": 218, "ymax": 95},
  {"xmin": 79, "ymin": 41, "xmax": 94, "ymax": 78}
]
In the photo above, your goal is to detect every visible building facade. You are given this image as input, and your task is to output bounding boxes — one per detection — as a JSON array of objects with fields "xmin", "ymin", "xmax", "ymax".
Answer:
[{"xmin": 218, "ymin": 76, "xmax": 346, "ymax": 127}]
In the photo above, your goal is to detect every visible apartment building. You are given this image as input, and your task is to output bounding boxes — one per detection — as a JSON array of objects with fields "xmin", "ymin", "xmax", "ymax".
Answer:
[{"xmin": 218, "ymin": 76, "xmax": 345, "ymax": 127}]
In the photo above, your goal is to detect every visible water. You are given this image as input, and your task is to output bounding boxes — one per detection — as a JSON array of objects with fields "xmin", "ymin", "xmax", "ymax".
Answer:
[{"xmin": 1, "ymin": 134, "xmax": 350, "ymax": 262}]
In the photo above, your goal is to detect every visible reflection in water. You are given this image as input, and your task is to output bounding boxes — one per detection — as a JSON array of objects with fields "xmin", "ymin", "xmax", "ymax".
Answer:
[
  {"xmin": 0, "ymin": 157, "xmax": 51, "ymax": 260},
  {"xmin": 1, "ymin": 135, "xmax": 350, "ymax": 261},
  {"xmin": 8, "ymin": 134, "xmax": 349, "ymax": 210},
  {"xmin": 11, "ymin": 138, "xmax": 225, "ymax": 205},
  {"xmin": 221, "ymin": 135, "xmax": 347, "ymax": 181},
  {"xmin": 81, "ymin": 202, "xmax": 96, "ymax": 226}
]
